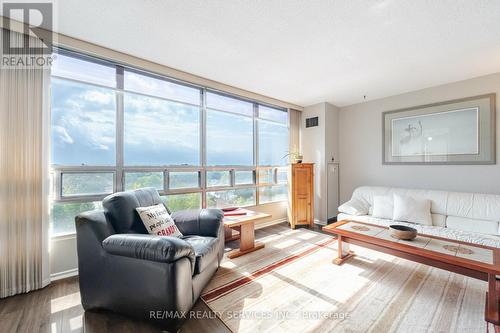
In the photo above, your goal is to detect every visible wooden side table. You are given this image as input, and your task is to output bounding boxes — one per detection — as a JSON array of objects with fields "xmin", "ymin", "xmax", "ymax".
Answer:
[{"xmin": 223, "ymin": 209, "xmax": 270, "ymax": 259}]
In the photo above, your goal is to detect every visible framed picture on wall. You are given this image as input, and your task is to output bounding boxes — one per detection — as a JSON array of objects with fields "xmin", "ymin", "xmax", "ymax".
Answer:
[{"xmin": 382, "ymin": 93, "xmax": 496, "ymax": 165}]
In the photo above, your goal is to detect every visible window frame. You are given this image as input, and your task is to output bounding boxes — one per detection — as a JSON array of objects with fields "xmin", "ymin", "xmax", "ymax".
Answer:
[{"xmin": 50, "ymin": 47, "xmax": 289, "ymax": 236}]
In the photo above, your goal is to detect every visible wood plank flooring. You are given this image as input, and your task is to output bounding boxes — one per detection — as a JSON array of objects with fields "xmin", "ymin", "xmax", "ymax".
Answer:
[
  {"xmin": 0, "ymin": 223, "xmax": 301, "ymax": 333},
  {"xmin": 0, "ymin": 274, "xmax": 233, "ymax": 333}
]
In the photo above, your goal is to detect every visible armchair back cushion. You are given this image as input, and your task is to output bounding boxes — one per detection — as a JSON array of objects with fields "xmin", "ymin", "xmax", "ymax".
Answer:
[{"xmin": 103, "ymin": 187, "xmax": 164, "ymax": 234}]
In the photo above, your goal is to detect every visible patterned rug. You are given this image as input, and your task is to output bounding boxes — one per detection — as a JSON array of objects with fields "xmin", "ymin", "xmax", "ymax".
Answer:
[{"xmin": 201, "ymin": 225, "xmax": 495, "ymax": 333}]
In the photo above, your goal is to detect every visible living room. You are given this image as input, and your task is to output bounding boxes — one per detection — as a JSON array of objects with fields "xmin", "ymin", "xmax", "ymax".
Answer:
[{"xmin": 1, "ymin": 1, "xmax": 500, "ymax": 332}]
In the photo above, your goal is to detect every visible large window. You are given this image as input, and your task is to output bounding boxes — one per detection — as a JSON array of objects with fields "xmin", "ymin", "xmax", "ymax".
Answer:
[
  {"xmin": 123, "ymin": 93, "xmax": 200, "ymax": 166},
  {"xmin": 51, "ymin": 78, "xmax": 116, "ymax": 166},
  {"xmin": 258, "ymin": 105, "xmax": 289, "ymax": 167},
  {"xmin": 50, "ymin": 50, "xmax": 289, "ymax": 236}
]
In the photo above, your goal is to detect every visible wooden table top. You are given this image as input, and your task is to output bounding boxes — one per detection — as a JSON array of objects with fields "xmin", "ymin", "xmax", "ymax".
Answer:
[
  {"xmin": 323, "ymin": 220, "xmax": 500, "ymax": 275},
  {"xmin": 223, "ymin": 209, "xmax": 271, "ymax": 227}
]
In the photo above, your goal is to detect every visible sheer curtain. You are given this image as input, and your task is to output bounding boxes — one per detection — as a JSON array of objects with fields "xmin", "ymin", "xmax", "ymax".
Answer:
[{"xmin": 0, "ymin": 29, "xmax": 50, "ymax": 298}]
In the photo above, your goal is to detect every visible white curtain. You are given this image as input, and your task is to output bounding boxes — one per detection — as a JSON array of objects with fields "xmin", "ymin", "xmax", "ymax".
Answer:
[{"xmin": 0, "ymin": 29, "xmax": 50, "ymax": 298}]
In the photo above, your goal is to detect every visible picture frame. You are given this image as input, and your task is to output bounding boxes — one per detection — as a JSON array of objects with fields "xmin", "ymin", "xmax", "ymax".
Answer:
[{"xmin": 382, "ymin": 93, "xmax": 496, "ymax": 165}]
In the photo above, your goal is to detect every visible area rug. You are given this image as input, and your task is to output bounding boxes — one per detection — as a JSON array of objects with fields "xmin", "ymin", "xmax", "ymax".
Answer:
[{"xmin": 201, "ymin": 225, "xmax": 495, "ymax": 333}]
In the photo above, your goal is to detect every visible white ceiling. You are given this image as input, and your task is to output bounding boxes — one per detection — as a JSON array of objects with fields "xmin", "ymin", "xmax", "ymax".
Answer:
[{"xmin": 53, "ymin": 0, "xmax": 500, "ymax": 107}]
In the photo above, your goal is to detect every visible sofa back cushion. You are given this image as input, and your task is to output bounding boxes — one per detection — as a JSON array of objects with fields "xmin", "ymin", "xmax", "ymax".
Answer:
[
  {"xmin": 103, "ymin": 187, "xmax": 164, "ymax": 234},
  {"xmin": 446, "ymin": 216, "xmax": 499, "ymax": 235},
  {"xmin": 446, "ymin": 192, "xmax": 500, "ymax": 221},
  {"xmin": 352, "ymin": 186, "xmax": 448, "ymax": 216}
]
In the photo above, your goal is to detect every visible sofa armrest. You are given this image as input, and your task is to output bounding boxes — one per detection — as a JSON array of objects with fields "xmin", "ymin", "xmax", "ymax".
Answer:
[
  {"xmin": 102, "ymin": 234, "xmax": 195, "ymax": 266},
  {"xmin": 171, "ymin": 209, "xmax": 224, "ymax": 238}
]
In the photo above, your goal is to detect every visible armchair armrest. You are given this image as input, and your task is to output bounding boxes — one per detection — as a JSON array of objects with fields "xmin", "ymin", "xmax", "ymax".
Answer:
[
  {"xmin": 171, "ymin": 209, "xmax": 224, "ymax": 237},
  {"xmin": 102, "ymin": 234, "xmax": 195, "ymax": 266}
]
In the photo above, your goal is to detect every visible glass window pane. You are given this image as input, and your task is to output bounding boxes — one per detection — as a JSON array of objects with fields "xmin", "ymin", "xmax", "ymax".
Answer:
[
  {"xmin": 235, "ymin": 170, "xmax": 254, "ymax": 185},
  {"xmin": 124, "ymin": 93, "xmax": 200, "ymax": 166},
  {"xmin": 259, "ymin": 185, "xmax": 288, "ymax": 204},
  {"xmin": 51, "ymin": 201, "xmax": 102, "ymax": 235},
  {"xmin": 51, "ymin": 78, "xmax": 116, "ymax": 166},
  {"xmin": 52, "ymin": 53, "xmax": 116, "ymax": 87},
  {"xmin": 207, "ymin": 188, "xmax": 256, "ymax": 208},
  {"xmin": 125, "ymin": 172, "xmax": 164, "ymax": 191},
  {"xmin": 162, "ymin": 193, "xmax": 201, "ymax": 212},
  {"xmin": 258, "ymin": 120, "xmax": 289, "ymax": 166},
  {"xmin": 258, "ymin": 168, "xmax": 274, "ymax": 184},
  {"xmin": 169, "ymin": 171, "xmax": 199, "ymax": 189},
  {"xmin": 207, "ymin": 171, "xmax": 231, "ymax": 187},
  {"xmin": 277, "ymin": 167, "xmax": 288, "ymax": 184},
  {"xmin": 259, "ymin": 105, "xmax": 288, "ymax": 124},
  {"xmin": 206, "ymin": 110, "xmax": 253, "ymax": 166},
  {"xmin": 62, "ymin": 173, "xmax": 114, "ymax": 196},
  {"xmin": 124, "ymin": 70, "xmax": 200, "ymax": 105},
  {"xmin": 206, "ymin": 92, "xmax": 253, "ymax": 116}
]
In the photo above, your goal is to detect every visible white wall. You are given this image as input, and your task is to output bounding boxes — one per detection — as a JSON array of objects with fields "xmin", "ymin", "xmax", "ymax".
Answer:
[
  {"xmin": 338, "ymin": 72, "xmax": 500, "ymax": 202},
  {"xmin": 301, "ymin": 102, "xmax": 339, "ymax": 223},
  {"xmin": 325, "ymin": 103, "xmax": 340, "ymax": 164}
]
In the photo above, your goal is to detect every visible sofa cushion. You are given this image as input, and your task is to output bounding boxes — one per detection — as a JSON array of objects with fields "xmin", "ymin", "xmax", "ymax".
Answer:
[
  {"xmin": 431, "ymin": 214, "xmax": 446, "ymax": 227},
  {"xmin": 351, "ymin": 186, "xmax": 448, "ymax": 216},
  {"xmin": 337, "ymin": 213, "xmax": 500, "ymax": 248},
  {"xmin": 372, "ymin": 195, "xmax": 393, "ymax": 219},
  {"xmin": 446, "ymin": 216, "xmax": 499, "ymax": 236},
  {"xmin": 136, "ymin": 204, "xmax": 183, "ymax": 238},
  {"xmin": 393, "ymin": 194, "xmax": 432, "ymax": 226},
  {"xmin": 338, "ymin": 197, "xmax": 370, "ymax": 216},
  {"xmin": 182, "ymin": 235, "xmax": 219, "ymax": 275}
]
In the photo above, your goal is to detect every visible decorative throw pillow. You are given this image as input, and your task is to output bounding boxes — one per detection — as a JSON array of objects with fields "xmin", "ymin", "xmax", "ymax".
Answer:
[
  {"xmin": 136, "ymin": 204, "xmax": 183, "ymax": 237},
  {"xmin": 372, "ymin": 195, "xmax": 394, "ymax": 219},
  {"xmin": 338, "ymin": 197, "xmax": 370, "ymax": 216},
  {"xmin": 393, "ymin": 194, "xmax": 432, "ymax": 225}
]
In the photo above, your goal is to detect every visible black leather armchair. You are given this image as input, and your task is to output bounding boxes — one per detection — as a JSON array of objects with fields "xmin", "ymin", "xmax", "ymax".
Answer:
[{"xmin": 75, "ymin": 188, "xmax": 224, "ymax": 330}]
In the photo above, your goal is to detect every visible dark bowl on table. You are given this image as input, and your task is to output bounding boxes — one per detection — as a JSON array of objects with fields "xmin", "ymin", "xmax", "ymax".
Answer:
[{"xmin": 389, "ymin": 224, "xmax": 417, "ymax": 240}]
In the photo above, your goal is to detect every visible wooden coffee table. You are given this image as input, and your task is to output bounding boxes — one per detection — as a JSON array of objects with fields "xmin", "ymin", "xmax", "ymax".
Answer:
[
  {"xmin": 323, "ymin": 220, "xmax": 500, "ymax": 325},
  {"xmin": 224, "ymin": 209, "xmax": 270, "ymax": 259}
]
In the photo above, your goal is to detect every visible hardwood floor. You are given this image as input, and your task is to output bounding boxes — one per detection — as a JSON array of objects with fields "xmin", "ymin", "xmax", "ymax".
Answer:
[
  {"xmin": 0, "ymin": 274, "xmax": 231, "ymax": 333},
  {"xmin": 0, "ymin": 223, "xmax": 300, "ymax": 333}
]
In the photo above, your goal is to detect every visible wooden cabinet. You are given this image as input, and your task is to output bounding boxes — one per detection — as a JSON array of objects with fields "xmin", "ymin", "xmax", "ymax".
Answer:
[{"xmin": 288, "ymin": 163, "xmax": 314, "ymax": 229}]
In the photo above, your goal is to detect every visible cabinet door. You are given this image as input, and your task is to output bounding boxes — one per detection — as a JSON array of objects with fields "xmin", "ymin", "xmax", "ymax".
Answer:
[{"xmin": 294, "ymin": 167, "xmax": 311, "ymax": 224}]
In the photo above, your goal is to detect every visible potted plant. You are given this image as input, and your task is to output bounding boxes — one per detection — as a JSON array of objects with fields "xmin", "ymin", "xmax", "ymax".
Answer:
[{"xmin": 282, "ymin": 151, "xmax": 303, "ymax": 164}]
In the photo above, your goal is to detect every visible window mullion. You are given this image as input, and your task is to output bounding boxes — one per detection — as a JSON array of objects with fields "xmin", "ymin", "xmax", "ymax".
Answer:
[
  {"xmin": 115, "ymin": 66, "xmax": 125, "ymax": 192},
  {"xmin": 201, "ymin": 88, "xmax": 207, "ymax": 208},
  {"xmin": 254, "ymin": 103, "xmax": 260, "ymax": 205}
]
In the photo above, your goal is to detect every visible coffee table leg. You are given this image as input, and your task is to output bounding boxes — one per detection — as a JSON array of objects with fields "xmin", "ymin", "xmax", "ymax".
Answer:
[
  {"xmin": 333, "ymin": 235, "xmax": 355, "ymax": 265},
  {"xmin": 227, "ymin": 221, "xmax": 265, "ymax": 259},
  {"xmin": 240, "ymin": 222, "xmax": 255, "ymax": 251},
  {"xmin": 485, "ymin": 274, "xmax": 500, "ymax": 325}
]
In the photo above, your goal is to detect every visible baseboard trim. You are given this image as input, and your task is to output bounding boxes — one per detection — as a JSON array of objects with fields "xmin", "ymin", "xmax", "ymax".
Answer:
[
  {"xmin": 314, "ymin": 219, "xmax": 327, "ymax": 226},
  {"xmin": 255, "ymin": 218, "xmax": 288, "ymax": 229},
  {"xmin": 51, "ymin": 268, "xmax": 78, "ymax": 281}
]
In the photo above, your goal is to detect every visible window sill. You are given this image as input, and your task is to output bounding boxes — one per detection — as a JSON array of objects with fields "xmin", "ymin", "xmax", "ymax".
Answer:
[{"xmin": 51, "ymin": 232, "xmax": 77, "ymax": 240}]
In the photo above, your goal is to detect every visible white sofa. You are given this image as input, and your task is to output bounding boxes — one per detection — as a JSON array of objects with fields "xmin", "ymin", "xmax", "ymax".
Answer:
[{"xmin": 338, "ymin": 186, "xmax": 500, "ymax": 248}]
